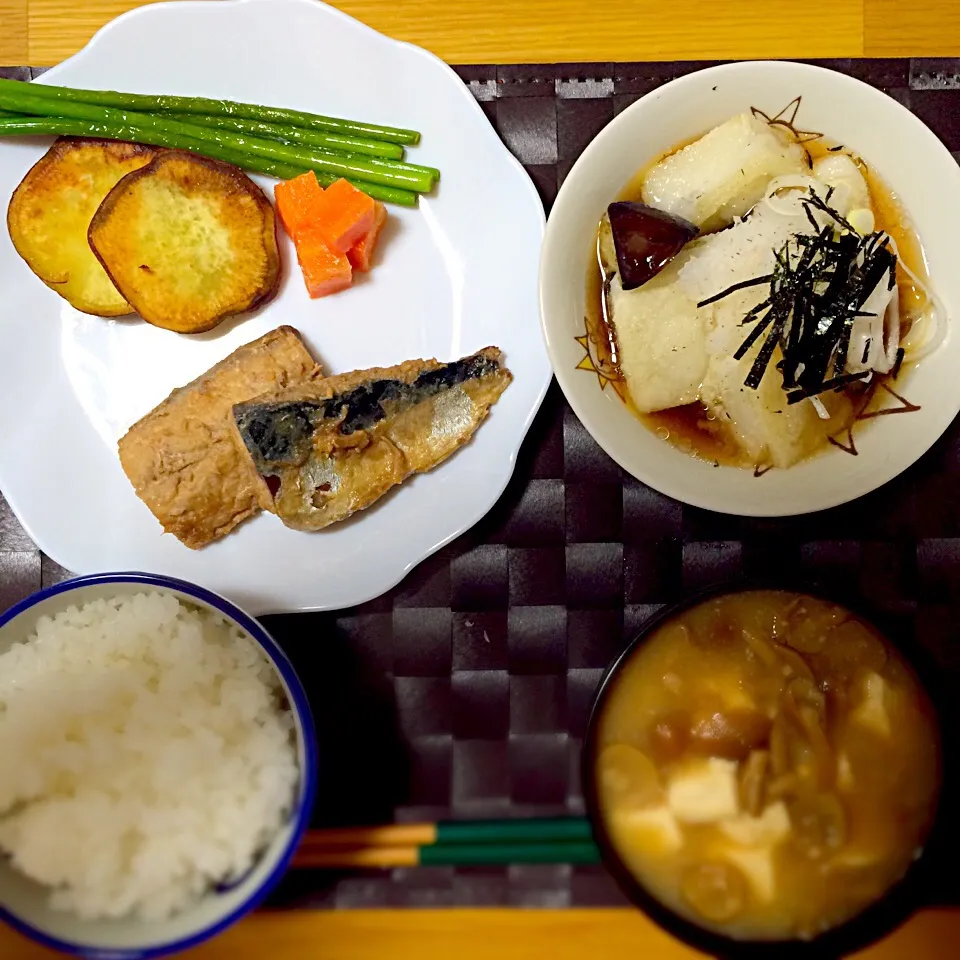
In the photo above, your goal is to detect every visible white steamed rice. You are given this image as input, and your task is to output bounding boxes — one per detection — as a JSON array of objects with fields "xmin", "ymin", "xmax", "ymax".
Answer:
[{"xmin": 0, "ymin": 591, "xmax": 299, "ymax": 922}]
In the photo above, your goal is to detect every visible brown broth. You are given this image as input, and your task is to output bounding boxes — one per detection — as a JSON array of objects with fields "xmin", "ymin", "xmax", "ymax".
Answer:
[
  {"xmin": 584, "ymin": 127, "xmax": 930, "ymax": 469},
  {"xmin": 593, "ymin": 590, "xmax": 941, "ymax": 942}
]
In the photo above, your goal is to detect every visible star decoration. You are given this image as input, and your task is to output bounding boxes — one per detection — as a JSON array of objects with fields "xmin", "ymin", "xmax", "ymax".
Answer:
[
  {"xmin": 575, "ymin": 331, "xmax": 621, "ymax": 393},
  {"xmin": 829, "ymin": 381, "xmax": 922, "ymax": 456},
  {"xmin": 752, "ymin": 96, "xmax": 824, "ymax": 144}
]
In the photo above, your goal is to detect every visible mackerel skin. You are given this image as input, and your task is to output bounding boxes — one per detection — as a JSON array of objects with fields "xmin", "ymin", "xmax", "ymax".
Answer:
[{"xmin": 232, "ymin": 347, "xmax": 511, "ymax": 531}]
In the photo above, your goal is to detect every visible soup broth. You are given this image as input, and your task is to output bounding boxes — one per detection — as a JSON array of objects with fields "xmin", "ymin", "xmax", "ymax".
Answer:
[{"xmin": 592, "ymin": 590, "xmax": 941, "ymax": 941}]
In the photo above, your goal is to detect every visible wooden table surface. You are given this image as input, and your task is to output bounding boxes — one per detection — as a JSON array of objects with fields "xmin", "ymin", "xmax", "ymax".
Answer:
[
  {"xmin": 2, "ymin": 0, "xmax": 960, "ymax": 958},
  {"xmin": 1, "ymin": 0, "xmax": 960, "ymax": 65}
]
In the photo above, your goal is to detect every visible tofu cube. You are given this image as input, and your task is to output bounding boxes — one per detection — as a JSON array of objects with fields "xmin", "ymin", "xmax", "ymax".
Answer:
[
  {"xmin": 721, "ymin": 845, "xmax": 777, "ymax": 902},
  {"xmin": 837, "ymin": 752, "xmax": 856, "ymax": 791},
  {"xmin": 611, "ymin": 805, "xmax": 685, "ymax": 857},
  {"xmin": 851, "ymin": 672, "xmax": 891, "ymax": 737},
  {"xmin": 667, "ymin": 757, "xmax": 740, "ymax": 824},
  {"xmin": 719, "ymin": 801, "xmax": 791, "ymax": 847}
]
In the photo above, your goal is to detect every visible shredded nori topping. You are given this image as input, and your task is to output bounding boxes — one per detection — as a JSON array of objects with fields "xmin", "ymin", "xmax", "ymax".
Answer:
[{"xmin": 696, "ymin": 188, "xmax": 898, "ymax": 402}]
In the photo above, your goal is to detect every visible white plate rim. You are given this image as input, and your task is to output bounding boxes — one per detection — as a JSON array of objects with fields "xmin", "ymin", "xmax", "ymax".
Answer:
[{"xmin": 0, "ymin": 0, "xmax": 550, "ymax": 614}]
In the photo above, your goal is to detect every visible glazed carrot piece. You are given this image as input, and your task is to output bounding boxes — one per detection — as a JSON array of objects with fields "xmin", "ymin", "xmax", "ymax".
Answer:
[
  {"xmin": 347, "ymin": 200, "xmax": 387, "ymax": 273},
  {"xmin": 314, "ymin": 177, "xmax": 376, "ymax": 253},
  {"xmin": 273, "ymin": 171, "xmax": 325, "ymax": 240},
  {"xmin": 274, "ymin": 174, "xmax": 386, "ymax": 297},
  {"xmin": 296, "ymin": 228, "xmax": 352, "ymax": 298}
]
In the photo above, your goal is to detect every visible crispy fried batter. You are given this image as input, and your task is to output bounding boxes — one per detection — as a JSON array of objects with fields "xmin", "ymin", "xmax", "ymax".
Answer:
[
  {"xmin": 118, "ymin": 326, "xmax": 318, "ymax": 548},
  {"xmin": 89, "ymin": 150, "xmax": 281, "ymax": 333},
  {"xmin": 6, "ymin": 137, "xmax": 156, "ymax": 316}
]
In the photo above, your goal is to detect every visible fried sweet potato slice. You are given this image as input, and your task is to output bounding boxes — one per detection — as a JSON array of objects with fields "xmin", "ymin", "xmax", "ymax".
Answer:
[
  {"xmin": 6, "ymin": 137, "xmax": 156, "ymax": 316},
  {"xmin": 89, "ymin": 151, "xmax": 281, "ymax": 333}
]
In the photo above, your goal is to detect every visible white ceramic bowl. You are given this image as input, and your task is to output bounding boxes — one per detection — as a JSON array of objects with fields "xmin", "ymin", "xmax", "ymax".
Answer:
[
  {"xmin": 0, "ymin": 573, "xmax": 317, "ymax": 960},
  {"xmin": 540, "ymin": 60, "xmax": 960, "ymax": 516},
  {"xmin": 0, "ymin": 0, "xmax": 550, "ymax": 614}
]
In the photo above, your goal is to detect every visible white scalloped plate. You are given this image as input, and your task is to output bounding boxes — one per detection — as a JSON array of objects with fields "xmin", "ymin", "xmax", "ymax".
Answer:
[{"xmin": 0, "ymin": 0, "xmax": 548, "ymax": 614}]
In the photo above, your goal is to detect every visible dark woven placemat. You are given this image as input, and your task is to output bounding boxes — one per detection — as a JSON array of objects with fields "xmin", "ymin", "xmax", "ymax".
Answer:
[{"xmin": 2, "ymin": 58, "xmax": 960, "ymax": 910}]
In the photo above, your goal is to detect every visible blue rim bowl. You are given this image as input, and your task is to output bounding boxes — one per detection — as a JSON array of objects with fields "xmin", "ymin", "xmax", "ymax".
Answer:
[{"xmin": 0, "ymin": 572, "xmax": 318, "ymax": 960}]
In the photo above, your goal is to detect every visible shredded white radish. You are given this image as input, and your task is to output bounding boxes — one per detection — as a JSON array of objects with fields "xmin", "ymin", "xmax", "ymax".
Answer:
[
  {"xmin": 843, "ymin": 247, "xmax": 897, "ymax": 376},
  {"xmin": 885, "ymin": 235, "xmax": 948, "ymax": 363},
  {"xmin": 862, "ymin": 271, "xmax": 896, "ymax": 373},
  {"xmin": 764, "ymin": 174, "xmax": 824, "ymax": 197},
  {"xmin": 884, "ymin": 287, "xmax": 901, "ymax": 370},
  {"xmin": 809, "ymin": 396, "xmax": 830, "ymax": 419},
  {"xmin": 761, "ymin": 176, "xmax": 828, "ymax": 216},
  {"xmin": 847, "ymin": 328, "xmax": 870, "ymax": 372}
]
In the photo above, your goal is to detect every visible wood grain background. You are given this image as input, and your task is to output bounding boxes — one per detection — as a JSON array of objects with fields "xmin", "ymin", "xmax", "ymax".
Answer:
[
  {"xmin": 1, "ymin": 0, "xmax": 960, "ymax": 66},
  {"xmin": 5, "ymin": 908, "xmax": 960, "ymax": 960}
]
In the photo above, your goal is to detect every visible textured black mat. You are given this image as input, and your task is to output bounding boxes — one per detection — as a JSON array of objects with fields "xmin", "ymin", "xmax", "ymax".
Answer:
[{"xmin": 2, "ymin": 58, "xmax": 960, "ymax": 911}]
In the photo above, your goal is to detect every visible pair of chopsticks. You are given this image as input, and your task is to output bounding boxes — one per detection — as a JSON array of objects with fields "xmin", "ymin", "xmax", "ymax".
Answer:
[{"xmin": 292, "ymin": 817, "xmax": 600, "ymax": 869}]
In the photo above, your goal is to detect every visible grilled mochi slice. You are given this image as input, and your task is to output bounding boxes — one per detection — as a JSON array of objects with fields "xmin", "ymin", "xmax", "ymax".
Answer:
[
  {"xmin": 640, "ymin": 112, "xmax": 808, "ymax": 233},
  {"xmin": 599, "ymin": 217, "xmax": 710, "ymax": 413},
  {"xmin": 231, "ymin": 348, "xmax": 512, "ymax": 531},
  {"xmin": 677, "ymin": 192, "xmax": 828, "ymax": 469}
]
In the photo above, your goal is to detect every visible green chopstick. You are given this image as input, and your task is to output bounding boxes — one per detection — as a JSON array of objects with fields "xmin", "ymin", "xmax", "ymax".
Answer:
[
  {"xmin": 418, "ymin": 841, "xmax": 601, "ymax": 867},
  {"xmin": 293, "ymin": 817, "xmax": 600, "ymax": 869}
]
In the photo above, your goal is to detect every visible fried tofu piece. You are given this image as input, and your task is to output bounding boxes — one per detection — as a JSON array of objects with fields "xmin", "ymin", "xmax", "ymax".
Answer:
[
  {"xmin": 606, "ymin": 250, "xmax": 710, "ymax": 414},
  {"xmin": 118, "ymin": 326, "xmax": 318, "ymax": 548}
]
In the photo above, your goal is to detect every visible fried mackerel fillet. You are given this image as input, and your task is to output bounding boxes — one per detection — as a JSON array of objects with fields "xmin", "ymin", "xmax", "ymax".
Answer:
[
  {"xmin": 231, "ymin": 348, "xmax": 512, "ymax": 531},
  {"xmin": 118, "ymin": 326, "xmax": 319, "ymax": 548}
]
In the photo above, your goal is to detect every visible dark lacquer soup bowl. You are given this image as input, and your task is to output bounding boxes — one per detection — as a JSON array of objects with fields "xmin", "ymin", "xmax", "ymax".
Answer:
[{"xmin": 582, "ymin": 584, "xmax": 951, "ymax": 959}]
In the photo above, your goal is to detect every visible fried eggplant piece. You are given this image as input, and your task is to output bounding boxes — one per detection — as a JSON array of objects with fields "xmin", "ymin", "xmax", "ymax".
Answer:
[
  {"xmin": 118, "ymin": 326, "xmax": 319, "ymax": 548},
  {"xmin": 89, "ymin": 150, "xmax": 281, "ymax": 333},
  {"xmin": 232, "ymin": 347, "xmax": 512, "ymax": 531},
  {"xmin": 6, "ymin": 137, "xmax": 156, "ymax": 316}
]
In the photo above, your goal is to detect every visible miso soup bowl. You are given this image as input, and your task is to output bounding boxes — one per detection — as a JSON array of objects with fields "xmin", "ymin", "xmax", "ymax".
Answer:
[
  {"xmin": 540, "ymin": 60, "xmax": 960, "ymax": 517},
  {"xmin": 0, "ymin": 572, "xmax": 318, "ymax": 960},
  {"xmin": 581, "ymin": 584, "xmax": 949, "ymax": 959}
]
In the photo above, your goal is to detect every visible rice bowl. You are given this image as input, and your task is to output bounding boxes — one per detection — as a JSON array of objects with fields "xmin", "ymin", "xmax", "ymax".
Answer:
[{"xmin": 0, "ymin": 573, "xmax": 316, "ymax": 960}]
